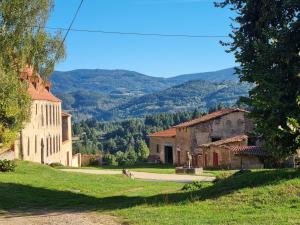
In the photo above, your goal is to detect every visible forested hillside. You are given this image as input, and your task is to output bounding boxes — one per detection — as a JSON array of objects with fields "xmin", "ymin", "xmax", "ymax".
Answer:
[{"xmin": 51, "ymin": 67, "xmax": 247, "ymax": 121}]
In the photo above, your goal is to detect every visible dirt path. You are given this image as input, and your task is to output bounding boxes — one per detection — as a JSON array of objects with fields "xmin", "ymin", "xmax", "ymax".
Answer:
[
  {"xmin": 61, "ymin": 169, "xmax": 215, "ymax": 183},
  {"xmin": 0, "ymin": 211, "xmax": 121, "ymax": 225}
]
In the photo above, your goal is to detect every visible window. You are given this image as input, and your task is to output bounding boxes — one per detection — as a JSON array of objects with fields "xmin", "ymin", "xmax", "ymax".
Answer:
[
  {"xmin": 49, "ymin": 105, "xmax": 52, "ymax": 125},
  {"xmin": 156, "ymin": 144, "xmax": 160, "ymax": 153},
  {"xmin": 27, "ymin": 137, "xmax": 30, "ymax": 156},
  {"xmin": 59, "ymin": 135, "xmax": 61, "ymax": 151},
  {"xmin": 211, "ymin": 136, "xmax": 221, "ymax": 142},
  {"xmin": 41, "ymin": 105, "xmax": 44, "ymax": 126},
  {"xmin": 46, "ymin": 138, "xmax": 49, "ymax": 157},
  {"xmin": 52, "ymin": 105, "xmax": 55, "ymax": 126},
  {"xmin": 56, "ymin": 136, "xmax": 59, "ymax": 153},
  {"xmin": 46, "ymin": 105, "xmax": 48, "ymax": 126},
  {"xmin": 35, "ymin": 135, "xmax": 37, "ymax": 154},
  {"xmin": 50, "ymin": 137, "xmax": 52, "ymax": 155},
  {"xmin": 53, "ymin": 136, "xmax": 55, "ymax": 153}
]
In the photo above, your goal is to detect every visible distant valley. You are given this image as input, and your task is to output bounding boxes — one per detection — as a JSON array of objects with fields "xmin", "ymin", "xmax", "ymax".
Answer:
[{"xmin": 51, "ymin": 67, "xmax": 250, "ymax": 121}]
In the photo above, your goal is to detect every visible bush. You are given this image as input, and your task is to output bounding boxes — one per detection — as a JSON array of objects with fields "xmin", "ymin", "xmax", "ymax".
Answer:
[
  {"xmin": 214, "ymin": 172, "xmax": 232, "ymax": 183},
  {"xmin": 103, "ymin": 153, "xmax": 118, "ymax": 166},
  {"xmin": 0, "ymin": 159, "xmax": 16, "ymax": 172},
  {"xmin": 182, "ymin": 181, "xmax": 204, "ymax": 191},
  {"xmin": 49, "ymin": 162, "xmax": 63, "ymax": 168}
]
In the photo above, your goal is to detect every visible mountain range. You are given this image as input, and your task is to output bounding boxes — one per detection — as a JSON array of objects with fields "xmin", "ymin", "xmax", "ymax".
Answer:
[{"xmin": 50, "ymin": 67, "xmax": 250, "ymax": 121}]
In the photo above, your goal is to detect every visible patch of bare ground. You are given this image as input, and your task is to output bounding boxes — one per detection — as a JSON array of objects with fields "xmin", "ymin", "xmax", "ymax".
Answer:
[{"xmin": 0, "ymin": 211, "xmax": 121, "ymax": 225}]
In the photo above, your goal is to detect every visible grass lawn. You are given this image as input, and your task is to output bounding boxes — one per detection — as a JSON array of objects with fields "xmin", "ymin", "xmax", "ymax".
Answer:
[
  {"xmin": 0, "ymin": 161, "xmax": 300, "ymax": 225},
  {"xmin": 82, "ymin": 163, "xmax": 233, "ymax": 177}
]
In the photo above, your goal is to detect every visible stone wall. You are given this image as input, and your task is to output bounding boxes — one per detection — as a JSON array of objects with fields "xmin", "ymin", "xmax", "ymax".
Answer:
[{"xmin": 149, "ymin": 136, "xmax": 176, "ymax": 164}]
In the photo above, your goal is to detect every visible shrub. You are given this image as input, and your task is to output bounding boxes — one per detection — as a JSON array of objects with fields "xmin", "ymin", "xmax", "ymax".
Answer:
[
  {"xmin": 214, "ymin": 172, "xmax": 232, "ymax": 183},
  {"xmin": 182, "ymin": 181, "xmax": 204, "ymax": 191},
  {"xmin": 49, "ymin": 162, "xmax": 63, "ymax": 168},
  {"xmin": 103, "ymin": 153, "xmax": 118, "ymax": 166},
  {"xmin": 0, "ymin": 159, "xmax": 16, "ymax": 172}
]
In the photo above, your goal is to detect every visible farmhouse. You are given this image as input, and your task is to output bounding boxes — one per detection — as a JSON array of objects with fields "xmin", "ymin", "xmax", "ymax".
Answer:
[
  {"xmin": 0, "ymin": 66, "xmax": 80, "ymax": 167},
  {"xmin": 149, "ymin": 108, "xmax": 265, "ymax": 169}
]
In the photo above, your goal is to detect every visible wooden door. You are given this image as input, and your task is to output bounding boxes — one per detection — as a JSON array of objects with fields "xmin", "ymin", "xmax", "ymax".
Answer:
[
  {"xmin": 67, "ymin": 152, "xmax": 70, "ymax": 166},
  {"xmin": 213, "ymin": 152, "xmax": 219, "ymax": 167}
]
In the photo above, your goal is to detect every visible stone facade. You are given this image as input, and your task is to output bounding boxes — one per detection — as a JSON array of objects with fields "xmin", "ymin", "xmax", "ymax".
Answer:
[
  {"xmin": 148, "ymin": 109, "xmax": 263, "ymax": 169},
  {"xmin": 0, "ymin": 66, "xmax": 79, "ymax": 167}
]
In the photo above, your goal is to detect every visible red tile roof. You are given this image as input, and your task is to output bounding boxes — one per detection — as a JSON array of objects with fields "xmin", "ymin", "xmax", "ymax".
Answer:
[
  {"xmin": 200, "ymin": 135, "xmax": 248, "ymax": 147},
  {"xmin": 28, "ymin": 82, "xmax": 61, "ymax": 102},
  {"xmin": 21, "ymin": 65, "xmax": 61, "ymax": 102},
  {"xmin": 230, "ymin": 146, "xmax": 266, "ymax": 156},
  {"xmin": 175, "ymin": 108, "xmax": 248, "ymax": 128},
  {"xmin": 61, "ymin": 111, "xmax": 72, "ymax": 117},
  {"xmin": 148, "ymin": 128, "xmax": 176, "ymax": 138}
]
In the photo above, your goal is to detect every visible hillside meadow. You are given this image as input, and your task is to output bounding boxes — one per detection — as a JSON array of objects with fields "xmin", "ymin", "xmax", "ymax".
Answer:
[{"xmin": 0, "ymin": 161, "xmax": 299, "ymax": 225}]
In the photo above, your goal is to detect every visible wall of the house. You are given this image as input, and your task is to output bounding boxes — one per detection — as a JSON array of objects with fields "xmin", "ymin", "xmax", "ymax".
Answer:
[
  {"xmin": 201, "ymin": 140, "xmax": 247, "ymax": 169},
  {"xmin": 175, "ymin": 111, "xmax": 253, "ymax": 166},
  {"xmin": 14, "ymin": 100, "xmax": 73, "ymax": 166},
  {"xmin": 149, "ymin": 136, "xmax": 176, "ymax": 164}
]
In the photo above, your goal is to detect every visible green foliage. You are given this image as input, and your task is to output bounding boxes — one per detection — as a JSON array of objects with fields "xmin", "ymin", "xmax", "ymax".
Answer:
[
  {"xmin": 72, "ymin": 111, "xmax": 199, "ymax": 158},
  {"xmin": 0, "ymin": 0, "xmax": 65, "ymax": 148},
  {"xmin": 217, "ymin": 0, "xmax": 300, "ymax": 159},
  {"xmin": 126, "ymin": 147, "xmax": 138, "ymax": 165},
  {"xmin": 102, "ymin": 153, "xmax": 117, "ymax": 166},
  {"xmin": 0, "ymin": 159, "xmax": 16, "ymax": 172},
  {"xmin": 0, "ymin": 70, "xmax": 31, "ymax": 148},
  {"xmin": 181, "ymin": 181, "xmax": 204, "ymax": 191},
  {"xmin": 137, "ymin": 140, "xmax": 150, "ymax": 161}
]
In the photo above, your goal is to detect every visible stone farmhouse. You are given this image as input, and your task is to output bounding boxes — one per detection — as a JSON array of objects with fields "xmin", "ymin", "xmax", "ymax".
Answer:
[
  {"xmin": 0, "ymin": 66, "xmax": 80, "ymax": 167},
  {"xmin": 149, "ymin": 108, "xmax": 266, "ymax": 169}
]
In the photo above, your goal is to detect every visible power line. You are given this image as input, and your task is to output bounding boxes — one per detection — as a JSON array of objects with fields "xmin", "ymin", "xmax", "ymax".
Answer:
[
  {"xmin": 55, "ymin": 0, "xmax": 84, "ymax": 60},
  {"xmin": 42, "ymin": 26, "xmax": 228, "ymax": 38}
]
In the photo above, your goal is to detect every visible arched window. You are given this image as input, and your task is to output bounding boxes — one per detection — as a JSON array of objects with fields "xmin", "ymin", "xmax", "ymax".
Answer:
[
  {"xmin": 56, "ymin": 135, "xmax": 59, "ymax": 153},
  {"xmin": 59, "ymin": 135, "xmax": 61, "ymax": 151},
  {"xmin": 49, "ymin": 105, "xmax": 52, "ymax": 125}
]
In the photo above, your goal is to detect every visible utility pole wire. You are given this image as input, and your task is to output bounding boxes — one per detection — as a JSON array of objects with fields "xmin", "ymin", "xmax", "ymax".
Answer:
[
  {"xmin": 54, "ymin": 0, "xmax": 84, "ymax": 60},
  {"xmin": 41, "ymin": 26, "xmax": 228, "ymax": 38}
]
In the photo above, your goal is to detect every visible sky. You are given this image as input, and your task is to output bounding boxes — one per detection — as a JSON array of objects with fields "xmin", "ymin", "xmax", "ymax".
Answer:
[{"xmin": 48, "ymin": 0, "xmax": 236, "ymax": 77}]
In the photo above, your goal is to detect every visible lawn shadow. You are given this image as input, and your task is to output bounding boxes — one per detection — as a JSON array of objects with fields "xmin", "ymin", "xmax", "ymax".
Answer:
[{"xmin": 0, "ymin": 169, "xmax": 299, "ymax": 216}]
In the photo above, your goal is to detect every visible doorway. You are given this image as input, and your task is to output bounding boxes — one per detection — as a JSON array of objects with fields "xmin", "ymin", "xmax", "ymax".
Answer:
[
  {"xmin": 164, "ymin": 146, "xmax": 173, "ymax": 164},
  {"xmin": 213, "ymin": 152, "xmax": 219, "ymax": 167}
]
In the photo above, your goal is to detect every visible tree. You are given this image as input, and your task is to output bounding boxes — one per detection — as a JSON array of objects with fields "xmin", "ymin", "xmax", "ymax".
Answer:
[
  {"xmin": 217, "ymin": 0, "xmax": 300, "ymax": 159},
  {"xmin": 126, "ymin": 146, "xmax": 137, "ymax": 165},
  {"xmin": 137, "ymin": 140, "xmax": 150, "ymax": 161},
  {"xmin": 0, "ymin": 0, "xmax": 65, "ymax": 149}
]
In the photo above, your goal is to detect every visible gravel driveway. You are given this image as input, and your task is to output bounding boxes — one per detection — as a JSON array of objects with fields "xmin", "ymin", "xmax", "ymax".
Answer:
[{"xmin": 61, "ymin": 169, "xmax": 215, "ymax": 183}]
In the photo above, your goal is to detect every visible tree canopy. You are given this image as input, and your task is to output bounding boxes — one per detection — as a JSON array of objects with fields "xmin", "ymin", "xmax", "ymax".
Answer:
[
  {"xmin": 217, "ymin": 0, "xmax": 300, "ymax": 158},
  {"xmin": 0, "ymin": 0, "xmax": 65, "ymax": 149}
]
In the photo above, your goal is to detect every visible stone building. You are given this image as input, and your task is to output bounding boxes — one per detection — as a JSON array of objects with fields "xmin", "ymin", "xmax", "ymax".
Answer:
[
  {"xmin": 148, "ymin": 128, "xmax": 176, "ymax": 164},
  {"xmin": 149, "ymin": 108, "xmax": 265, "ymax": 169},
  {"xmin": 0, "ymin": 66, "xmax": 80, "ymax": 167}
]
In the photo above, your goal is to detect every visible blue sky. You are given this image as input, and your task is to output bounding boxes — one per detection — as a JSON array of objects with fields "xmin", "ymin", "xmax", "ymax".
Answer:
[{"xmin": 48, "ymin": 0, "xmax": 236, "ymax": 77}]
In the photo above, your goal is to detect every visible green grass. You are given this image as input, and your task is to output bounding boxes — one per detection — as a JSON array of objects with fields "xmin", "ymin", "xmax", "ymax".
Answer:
[
  {"xmin": 83, "ymin": 163, "xmax": 222, "ymax": 176},
  {"xmin": 0, "ymin": 161, "xmax": 300, "ymax": 225}
]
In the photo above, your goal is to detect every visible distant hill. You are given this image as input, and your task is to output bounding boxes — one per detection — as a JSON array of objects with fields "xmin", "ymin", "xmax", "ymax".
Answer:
[
  {"xmin": 50, "ymin": 67, "xmax": 248, "ymax": 121},
  {"xmin": 169, "ymin": 67, "xmax": 238, "ymax": 83},
  {"xmin": 112, "ymin": 80, "xmax": 251, "ymax": 119}
]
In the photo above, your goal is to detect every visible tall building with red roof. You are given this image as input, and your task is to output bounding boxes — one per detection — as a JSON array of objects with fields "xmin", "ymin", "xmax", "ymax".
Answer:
[{"xmin": 2, "ymin": 66, "xmax": 80, "ymax": 167}]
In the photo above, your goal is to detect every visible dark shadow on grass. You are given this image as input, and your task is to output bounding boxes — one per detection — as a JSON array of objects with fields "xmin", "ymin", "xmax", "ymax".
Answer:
[{"xmin": 0, "ymin": 169, "xmax": 299, "ymax": 216}]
